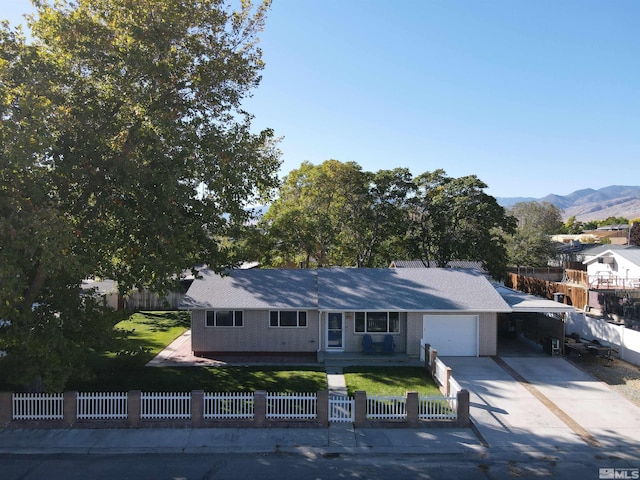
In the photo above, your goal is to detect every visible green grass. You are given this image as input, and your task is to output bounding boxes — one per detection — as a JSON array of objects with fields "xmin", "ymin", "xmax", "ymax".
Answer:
[
  {"xmin": 343, "ymin": 366, "xmax": 442, "ymax": 396},
  {"xmin": 68, "ymin": 310, "xmax": 327, "ymax": 392},
  {"xmin": 110, "ymin": 310, "xmax": 191, "ymax": 360},
  {"xmin": 7, "ymin": 311, "xmax": 439, "ymax": 395},
  {"xmin": 72, "ymin": 365, "xmax": 327, "ymax": 392}
]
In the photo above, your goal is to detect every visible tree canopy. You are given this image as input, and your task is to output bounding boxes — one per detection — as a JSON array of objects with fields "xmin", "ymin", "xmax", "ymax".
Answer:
[
  {"xmin": 505, "ymin": 201, "xmax": 563, "ymax": 267},
  {"xmin": 256, "ymin": 161, "xmax": 515, "ymax": 278},
  {"xmin": 0, "ymin": 0, "xmax": 279, "ymax": 390},
  {"xmin": 407, "ymin": 170, "xmax": 516, "ymax": 278}
]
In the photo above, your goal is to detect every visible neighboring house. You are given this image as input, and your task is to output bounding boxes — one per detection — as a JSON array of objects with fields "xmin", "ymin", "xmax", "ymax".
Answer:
[
  {"xmin": 180, "ymin": 267, "xmax": 552, "ymax": 359},
  {"xmin": 583, "ymin": 247, "xmax": 640, "ymax": 290}
]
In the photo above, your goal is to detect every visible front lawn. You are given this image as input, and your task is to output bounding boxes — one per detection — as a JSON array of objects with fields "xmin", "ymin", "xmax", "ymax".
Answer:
[
  {"xmin": 343, "ymin": 366, "xmax": 441, "ymax": 396},
  {"xmin": 67, "ymin": 310, "xmax": 326, "ymax": 392}
]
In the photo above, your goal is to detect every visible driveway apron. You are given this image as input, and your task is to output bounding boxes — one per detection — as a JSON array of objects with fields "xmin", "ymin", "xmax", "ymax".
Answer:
[
  {"xmin": 501, "ymin": 357, "xmax": 640, "ymax": 449},
  {"xmin": 442, "ymin": 357, "xmax": 586, "ymax": 450}
]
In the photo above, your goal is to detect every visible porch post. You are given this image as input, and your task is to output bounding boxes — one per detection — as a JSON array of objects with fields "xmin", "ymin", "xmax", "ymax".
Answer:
[{"xmin": 318, "ymin": 311, "xmax": 322, "ymax": 353}]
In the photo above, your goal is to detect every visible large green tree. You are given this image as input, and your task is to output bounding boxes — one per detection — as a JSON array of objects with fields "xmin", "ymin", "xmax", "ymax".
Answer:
[
  {"xmin": 505, "ymin": 201, "xmax": 563, "ymax": 267},
  {"xmin": 261, "ymin": 160, "xmax": 365, "ymax": 267},
  {"xmin": 330, "ymin": 166, "xmax": 414, "ymax": 268},
  {"xmin": 0, "ymin": 0, "xmax": 279, "ymax": 390},
  {"xmin": 260, "ymin": 161, "xmax": 414, "ymax": 268},
  {"xmin": 406, "ymin": 170, "xmax": 515, "ymax": 279}
]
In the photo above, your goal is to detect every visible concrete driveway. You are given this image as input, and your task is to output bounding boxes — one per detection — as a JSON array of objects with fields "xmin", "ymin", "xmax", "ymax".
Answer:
[{"xmin": 442, "ymin": 356, "xmax": 640, "ymax": 452}]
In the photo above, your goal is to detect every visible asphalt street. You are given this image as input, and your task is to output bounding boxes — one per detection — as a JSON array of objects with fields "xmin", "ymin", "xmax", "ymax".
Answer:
[{"xmin": 1, "ymin": 449, "xmax": 637, "ymax": 480}]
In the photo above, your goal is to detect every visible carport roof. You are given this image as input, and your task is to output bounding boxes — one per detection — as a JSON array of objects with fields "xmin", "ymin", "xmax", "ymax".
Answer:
[{"xmin": 494, "ymin": 284, "xmax": 575, "ymax": 313}]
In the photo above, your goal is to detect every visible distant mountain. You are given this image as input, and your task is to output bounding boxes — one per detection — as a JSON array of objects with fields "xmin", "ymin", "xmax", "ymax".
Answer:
[
  {"xmin": 496, "ymin": 185, "xmax": 640, "ymax": 221},
  {"xmin": 494, "ymin": 196, "xmax": 537, "ymax": 208}
]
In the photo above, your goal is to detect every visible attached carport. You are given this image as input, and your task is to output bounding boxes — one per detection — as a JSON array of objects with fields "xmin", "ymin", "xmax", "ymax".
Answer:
[{"xmin": 495, "ymin": 285, "xmax": 576, "ymax": 356}]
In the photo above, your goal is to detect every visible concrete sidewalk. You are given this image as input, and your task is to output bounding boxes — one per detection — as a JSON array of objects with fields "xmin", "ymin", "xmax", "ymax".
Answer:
[{"xmin": 0, "ymin": 426, "xmax": 483, "ymax": 455}]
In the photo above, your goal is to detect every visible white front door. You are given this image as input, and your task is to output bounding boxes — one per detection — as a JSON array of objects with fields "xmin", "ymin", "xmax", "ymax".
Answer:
[{"xmin": 326, "ymin": 312, "xmax": 344, "ymax": 350}]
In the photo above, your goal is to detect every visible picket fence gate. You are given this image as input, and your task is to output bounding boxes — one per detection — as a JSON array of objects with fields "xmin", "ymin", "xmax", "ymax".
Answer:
[{"xmin": 328, "ymin": 395, "xmax": 354, "ymax": 423}]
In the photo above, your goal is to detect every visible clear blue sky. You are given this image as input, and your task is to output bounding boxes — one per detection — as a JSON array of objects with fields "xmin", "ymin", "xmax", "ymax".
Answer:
[{"xmin": 4, "ymin": 1, "xmax": 639, "ymax": 198}]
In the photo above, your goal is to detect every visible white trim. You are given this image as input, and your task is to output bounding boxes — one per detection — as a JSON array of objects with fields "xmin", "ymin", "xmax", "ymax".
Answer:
[{"xmin": 325, "ymin": 312, "xmax": 345, "ymax": 351}]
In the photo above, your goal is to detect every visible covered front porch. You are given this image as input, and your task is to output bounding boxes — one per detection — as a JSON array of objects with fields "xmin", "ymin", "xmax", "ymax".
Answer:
[{"xmin": 319, "ymin": 350, "xmax": 422, "ymax": 368}]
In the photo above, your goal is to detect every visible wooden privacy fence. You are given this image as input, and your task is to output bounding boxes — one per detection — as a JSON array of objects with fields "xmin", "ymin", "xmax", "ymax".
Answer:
[
  {"xmin": 506, "ymin": 273, "xmax": 588, "ymax": 310},
  {"xmin": 0, "ymin": 389, "xmax": 470, "ymax": 428}
]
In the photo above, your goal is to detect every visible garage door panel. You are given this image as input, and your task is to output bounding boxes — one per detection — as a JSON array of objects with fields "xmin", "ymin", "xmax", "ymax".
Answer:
[{"xmin": 423, "ymin": 315, "xmax": 478, "ymax": 356}]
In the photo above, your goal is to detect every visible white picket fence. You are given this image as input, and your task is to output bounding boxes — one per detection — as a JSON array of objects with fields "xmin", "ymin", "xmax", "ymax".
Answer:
[
  {"xmin": 329, "ymin": 395, "xmax": 354, "ymax": 423},
  {"xmin": 204, "ymin": 392, "xmax": 254, "ymax": 419},
  {"xmin": 266, "ymin": 392, "xmax": 317, "ymax": 420},
  {"xmin": 77, "ymin": 392, "xmax": 128, "ymax": 420},
  {"xmin": 140, "ymin": 392, "xmax": 191, "ymax": 419},
  {"xmin": 8, "ymin": 391, "xmax": 460, "ymax": 423},
  {"xmin": 12, "ymin": 393, "xmax": 64, "ymax": 420},
  {"xmin": 419, "ymin": 395, "xmax": 458, "ymax": 420},
  {"xmin": 366, "ymin": 395, "xmax": 406, "ymax": 420}
]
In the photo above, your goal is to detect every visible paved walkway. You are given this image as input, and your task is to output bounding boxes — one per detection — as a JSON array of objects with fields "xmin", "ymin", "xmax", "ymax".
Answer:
[
  {"xmin": 0, "ymin": 427, "xmax": 482, "ymax": 455},
  {"xmin": 146, "ymin": 330, "xmax": 318, "ymax": 367},
  {"xmin": 326, "ymin": 366, "xmax": 348, "ymax": 396}
]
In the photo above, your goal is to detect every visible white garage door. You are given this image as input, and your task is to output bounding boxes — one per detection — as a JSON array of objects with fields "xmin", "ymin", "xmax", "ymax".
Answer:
[{"xmin": 422, "ymin": 315, "xmax": 478, "ymax": 356}]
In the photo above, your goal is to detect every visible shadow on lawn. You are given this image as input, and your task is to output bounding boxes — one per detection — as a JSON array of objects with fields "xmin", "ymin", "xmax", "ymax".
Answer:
[
  {"xmin": 71, "ymin": 365, "xmax": 328, "ymax": 393},
  {"xmin": 129, "ymin": 311, "xmax": 191, "ymax": 332},
  {"xmin": 343, "ymin": 366, "xmax": 438, "ymax": 396}
]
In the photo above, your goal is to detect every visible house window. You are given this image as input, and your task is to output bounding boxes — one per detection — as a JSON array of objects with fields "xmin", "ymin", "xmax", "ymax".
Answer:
[
  {"xmin": 354, "ymin": 312, "xmax": 400, "ymax": 333},
  {"xmin": 270, "ymin": 311, "xmax": 307, "ymax": 328},
  {"xmin": 206, "ymin": 310, "xmax": 243, "ymax": 327}
]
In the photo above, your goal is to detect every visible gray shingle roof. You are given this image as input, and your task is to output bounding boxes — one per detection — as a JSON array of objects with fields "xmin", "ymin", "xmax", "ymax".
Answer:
[
  {"xmin": 318, "ymin": 268, "xmax": 510, "ymax": 312},
  {"xmin": 180, "ymin": 269, "xmax": 318, "ymax": 310},
  {"xmin": 180, "ymin": 268, "xmax": 511, "ymax": 313},
  {"xmin": 391, "ymin": 259, "xmax": 487, "ymax": 272}
]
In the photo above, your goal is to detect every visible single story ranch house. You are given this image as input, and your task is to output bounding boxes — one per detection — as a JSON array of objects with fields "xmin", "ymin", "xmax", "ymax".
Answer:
[{"xmin": 179, "ymin": 267, "xmax": 574, "ymax": 359}]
